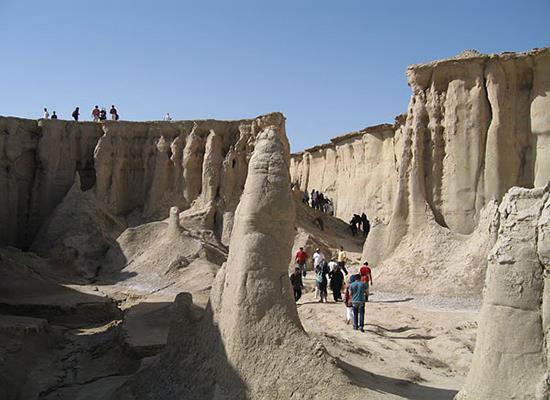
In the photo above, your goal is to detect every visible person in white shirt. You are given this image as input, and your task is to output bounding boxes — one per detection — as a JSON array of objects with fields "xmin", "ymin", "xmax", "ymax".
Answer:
[
  {"xmin": 312, "ymin": 249, "xmax": 325, "ymax": 299},
  {"xmin": 164, "ymin": 113, "xmax": 172, "ymax": 121},
  {"xmin": 43, "ymin": 108, "xmax": 49, "ymax": 119}
]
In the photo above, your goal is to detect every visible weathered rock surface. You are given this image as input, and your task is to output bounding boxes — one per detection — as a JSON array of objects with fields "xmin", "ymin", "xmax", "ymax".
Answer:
[
  {"xmin": 0, "ymin": 118, "xmax": 103, "ymax": 248},
  {"xmin": 291, "ymin": 48, "xmax": 550, "ymax": 296},
  {"xmin": 457, "ymin": 184, "xmax": 550, "ymax": 399},
  {"xmin": 1, "ymin": 113, "xmax": 285, "ymax": 250},
  {"xmin": 113, "ymin": 125, "xmax": 380, "ymax": 399}
]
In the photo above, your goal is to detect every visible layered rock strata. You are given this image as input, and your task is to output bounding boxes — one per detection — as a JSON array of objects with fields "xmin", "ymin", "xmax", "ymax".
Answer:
[
  {"xmin": 457, "ymin": 184, "xmax": 550, "ymax": 400},
  {"xmin": 114, "ymin": 126, "xmax": 379, "ymax": 399},
  {"xmin": 291, "ymin": 48, "xmax": 550, "ymax": 296},
  {"xmin": 0, "ymin": 113, "xmax": 285, "ymax": 249}
]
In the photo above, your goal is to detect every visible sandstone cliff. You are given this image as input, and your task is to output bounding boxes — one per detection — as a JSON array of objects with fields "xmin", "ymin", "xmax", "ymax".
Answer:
[
  {"xmin": 113, "ymin": 125, "xmax": 382, "ymax": 400},
  {"xmin": 457, "ymin": 184, "xmax": 550, "ymax": 400},
  {"xmin": 291, "ymin": 48, "xmax": 550, "ymax": 296},
  {"xmin": 0, "ymin": 113, "xmax": 285, "ymax": 250}
]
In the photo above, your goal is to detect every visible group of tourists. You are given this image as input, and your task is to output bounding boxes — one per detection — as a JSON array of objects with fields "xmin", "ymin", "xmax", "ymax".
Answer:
[
  {"xmin": 41, "ymin": 106, "xmax": 120, "ymax": 122},
  {"xmin": 290, "ymin": 247, "xmax": 373, "ymax": 332},
  {"xmin": 41, "ymin": 107, "xmax": 174, "ymax": 122},
  {"xmin": 302, "ymin": 189, "xmax": 334, "ymax": 215},
  {"xmin": 350, "ymin": 212, "xmax": 370, "ymax": 238}
]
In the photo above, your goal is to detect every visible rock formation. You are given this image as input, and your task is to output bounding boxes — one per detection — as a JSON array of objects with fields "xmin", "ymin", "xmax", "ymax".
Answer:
[
  {"xmin": 113, "ymin": 125, "xmax": 380, "ymax": 400},
  {"xmin": 457, "ymin": 184, "xmax": 550, "ymax": 399},
  {"xmin": 1, "ymin": 114, "xmax": 286, "ymax": 250},
  {"xmin": 291, "ymin": 48, "xmax": 550, "ymax": 297}
]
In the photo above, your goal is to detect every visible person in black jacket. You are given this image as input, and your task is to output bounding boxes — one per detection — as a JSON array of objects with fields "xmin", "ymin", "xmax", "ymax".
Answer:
[{"xmin": 289, "ymin": 267, "xmax": 304, "ymax": 302}]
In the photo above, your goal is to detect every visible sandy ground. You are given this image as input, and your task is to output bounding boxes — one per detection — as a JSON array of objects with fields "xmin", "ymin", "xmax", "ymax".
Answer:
[{"xmin": 297, "ymin": 275, "xmax": 478, "ymax": 400}]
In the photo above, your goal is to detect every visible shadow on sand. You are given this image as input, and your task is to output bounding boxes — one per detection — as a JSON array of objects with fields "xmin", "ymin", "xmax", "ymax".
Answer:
[{"xmin": 337, "ymin": 358, "xmax": 458, "ymax": 400}]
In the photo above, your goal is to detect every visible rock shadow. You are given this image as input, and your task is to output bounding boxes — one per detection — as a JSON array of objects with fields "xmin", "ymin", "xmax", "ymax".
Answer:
[
  {"xmin": 336, "ymin": 358, "xmax": 458, "ymax": 400},
  {"xmin": 114, "ymin": 292, "xmax": 248, "ymax": 399}
]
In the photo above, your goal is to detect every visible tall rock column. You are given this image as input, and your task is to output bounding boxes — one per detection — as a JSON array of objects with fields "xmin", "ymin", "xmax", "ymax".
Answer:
[{"xmin": 457, "ymin": 184, "xmax": 550, "ymax": 400}]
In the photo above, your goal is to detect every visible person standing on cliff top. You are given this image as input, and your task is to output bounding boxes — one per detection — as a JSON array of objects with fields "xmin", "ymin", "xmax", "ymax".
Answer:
[
  {"xmin": 43, "ymin": 108, "xmax": 49, "ymax": 119},
  {"xmin": 164, "ymin": 112, "xmax": 172, "ymax": 121},
  {"xmin": 72, "ymin": 107, "xmax": 80, "ymax": 121},
  {"xmin": 99, "ymin": 108, "xmax": 107, "ymax": 121},
  {"xmin": 91, "ymin": 105, "xmax": 100, "ymax": 122},
  {"xmin": 110, "ymin": 105, "xmax": 118, "ymax": 120},
  {"xmin": 51, "ymin": 111, "xmax": 58, "ymax": 119}
]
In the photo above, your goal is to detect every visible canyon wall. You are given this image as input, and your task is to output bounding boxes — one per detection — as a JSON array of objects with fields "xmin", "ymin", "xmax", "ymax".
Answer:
[
  {"xmin": 457, "ymin": 184, "xmax": 550, "ymax": 400},
  {"xmin": 0, "ymin": 113, "xmax": 285, "ymax": 249},
  {"xmin": 291, "ymin": 48, "xmax": 550, "ymax": 296}
]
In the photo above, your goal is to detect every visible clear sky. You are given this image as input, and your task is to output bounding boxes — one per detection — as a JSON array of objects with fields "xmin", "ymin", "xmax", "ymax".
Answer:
[{"xmin": 1, "ymin": 1, "xmax": 548, "ymax": 151}]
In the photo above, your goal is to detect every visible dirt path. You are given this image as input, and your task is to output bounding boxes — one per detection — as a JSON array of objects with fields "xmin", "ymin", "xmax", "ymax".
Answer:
[{"xmin": 297, "ymin": 276, "xmax": 478, "ymax": 399}]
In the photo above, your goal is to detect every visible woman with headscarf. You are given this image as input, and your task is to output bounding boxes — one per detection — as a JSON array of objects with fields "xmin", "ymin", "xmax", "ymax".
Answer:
[{"xmin": 329, "ymin": 264, "xmax": 344, "ymax": 302}]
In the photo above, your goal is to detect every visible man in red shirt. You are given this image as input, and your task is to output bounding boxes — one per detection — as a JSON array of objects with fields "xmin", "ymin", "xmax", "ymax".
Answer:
[
  {"xmin": 360, "ymin": 261, "xmax": 373, "ymax": 301},
  {"xmin": 295, "ymin": 247, "xmax": 309, "ymax": 277}
]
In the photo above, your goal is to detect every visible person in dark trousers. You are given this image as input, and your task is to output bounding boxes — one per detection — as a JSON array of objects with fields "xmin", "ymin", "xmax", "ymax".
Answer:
[
  {"xmin": 289, "ymin": 267, "xmax": 304, "ymax": 302},
  {"xmin": 51, "ymin": 111, "xmax": 58, "ymax": 119},
  {"xmin": 349, "ymin": 217, "xmax": 358, "ymax": 236},
  {"xmin": 349, "ymin": 273, "xmax": 368, "ymax": 331},
  {"xmin": 361, "ymin": 213, "xmax": 370, "ymax": 238},
  {"xmin": 72, "ymin": 107, "xmax": 80, "ymax": 121},
  {"xmin": 329, "ymin": 264, "xmax": 345, "ymax": 302},
  {"xmin": 295, "ymin": 247, "xmax": 309, "ymax": 277},
  {"xmin": 110, "ymin": 105, "xmax": 118, "ymax": 120},
  {"xmin": 315, "ymin": 259, "xmax": 330, "ymax": 303},
  {"xmin": 314, "ymin": 216, "xmax": 324, "ymax": 231},
  {"xmin": 99, "ymin": 108, "xmax": 107, "ymax": 121}
]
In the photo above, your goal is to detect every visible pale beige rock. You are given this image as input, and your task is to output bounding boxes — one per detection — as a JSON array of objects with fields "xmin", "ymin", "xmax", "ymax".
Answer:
[
  {"xmin": 457, "ymin": 184, "xmax": 550, "ymax": 400},
  {"xmin": 113, "ymin": 125, "xmax": 381, "ymax": 400}
]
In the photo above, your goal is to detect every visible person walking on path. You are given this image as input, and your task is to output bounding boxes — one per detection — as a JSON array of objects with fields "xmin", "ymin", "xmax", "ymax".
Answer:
[
  {"xmin": 72, "ymin": 107, "xmax": 80, "ymax": 121},
  {"xmin": 311, "ymin": 190, "xmax": 318, "ymax": 210},
  {"xmin": 295, "ymin": 247, "xmax": 309, "ymax": 277},
  {"xmin": 313, "ymin": 215, "xmax": 324, "ymax": 231},
  {"xmin": 337, "ymin": 246, "xmax": 349, "ymax": 275},
  {"xmin": 349, "ymin": 273, "xmax": 368, "ymax": 331},
  {"xmin": 91, "ymin": 106, "xmax": 100, "ymax": 122},
  {"xmin": 110, "ymin": 105, "xmax": 118, "ymax": 120},
  {"xmin": 329, "ymin": 264, "xmax": 345, "ymax": 302},
  {"xmin": 360, "ymin": 261, "xmax": 373, "ymax": 301},
  {"xmin": 164, "ymin": 112, "xmax": 172, "ymax": 121},
  {"xmin": 315, "ymin": 259, "xmax": 330, "ymax": 303},
  {"xmin": 312, "ymin": 249, "xmax": 325, "ymax": 299},
  {"xmin": 361, "ymin": 213, "xmax": 370, "ymax": 239},
  {"xmin": 51, "ymin": 111, "xmax": 58, "ymax": 119},
  {"xmin": 344, "ymin": 275, "xmax": 356, "ymax": 324},
  {"xmin": 43, "ymin": 108, "xmax": 50, "ymax": 119},
  {"xmin": 302, "ymin": 190, "xmax": 309, "ymax": 206},
  {"xmin": 289, "ymin": 267, "xmax": 304, "ymax": 302}
]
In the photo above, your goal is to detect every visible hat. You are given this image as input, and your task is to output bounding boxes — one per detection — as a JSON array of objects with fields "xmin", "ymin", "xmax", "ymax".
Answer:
[{"xmin": 363, "ymin": 260, "xmax": 369, "ymax": 265}]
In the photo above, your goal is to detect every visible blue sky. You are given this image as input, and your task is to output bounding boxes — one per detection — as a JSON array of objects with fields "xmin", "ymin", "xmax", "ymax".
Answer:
[{"xmin": 1, "ymin": 1, "xmax": 548, "ymax": 151}]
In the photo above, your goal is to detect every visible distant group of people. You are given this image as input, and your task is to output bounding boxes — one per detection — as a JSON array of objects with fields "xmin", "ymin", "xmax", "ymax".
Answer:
[
  {"xmin": 42, "ymin": 106, "xmax": 120, "ymax": 122},
  {"xmin": 41, "ymin": 107, "xmax": 175, "ymax": 122},
  {"xmin": 303, "ymin": 189, "xmax": 334, "ymax": 215},
  {"xmin": 290, "ymin": 246, "xmax": 373, "ymax": 332},
  {"xmin": 350, "ymin": 212, "xmax": 370, "ymax": 238}
]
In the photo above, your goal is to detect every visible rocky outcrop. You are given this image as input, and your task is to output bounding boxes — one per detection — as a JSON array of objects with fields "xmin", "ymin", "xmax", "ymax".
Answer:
[
  {"xmin": 457, "ymin": 184, "xmax": 550, "ymax": 400},
  {"xmin": 113, "ymin": 125, "xmax": 380, "ymax": 400},
  {"xmin": 291, "ymin": 48, "xmax": 550, "ymax": 296},
  {"xmin": 290, "ymin": 122, "xmax": 401, "ymax": 224},
  {"xmin": 0, "ymin": 113, "xmax": 285, "ymax": 250},
  {"xmin": 0, "ymin": 118, "xmax": 103, "ymax": 248}
]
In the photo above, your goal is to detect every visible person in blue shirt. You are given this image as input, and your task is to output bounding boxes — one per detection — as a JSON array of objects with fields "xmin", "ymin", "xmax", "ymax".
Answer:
[{"xmin": 349, "ymin": 273, "xmax": 368, "ymax": 331}]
